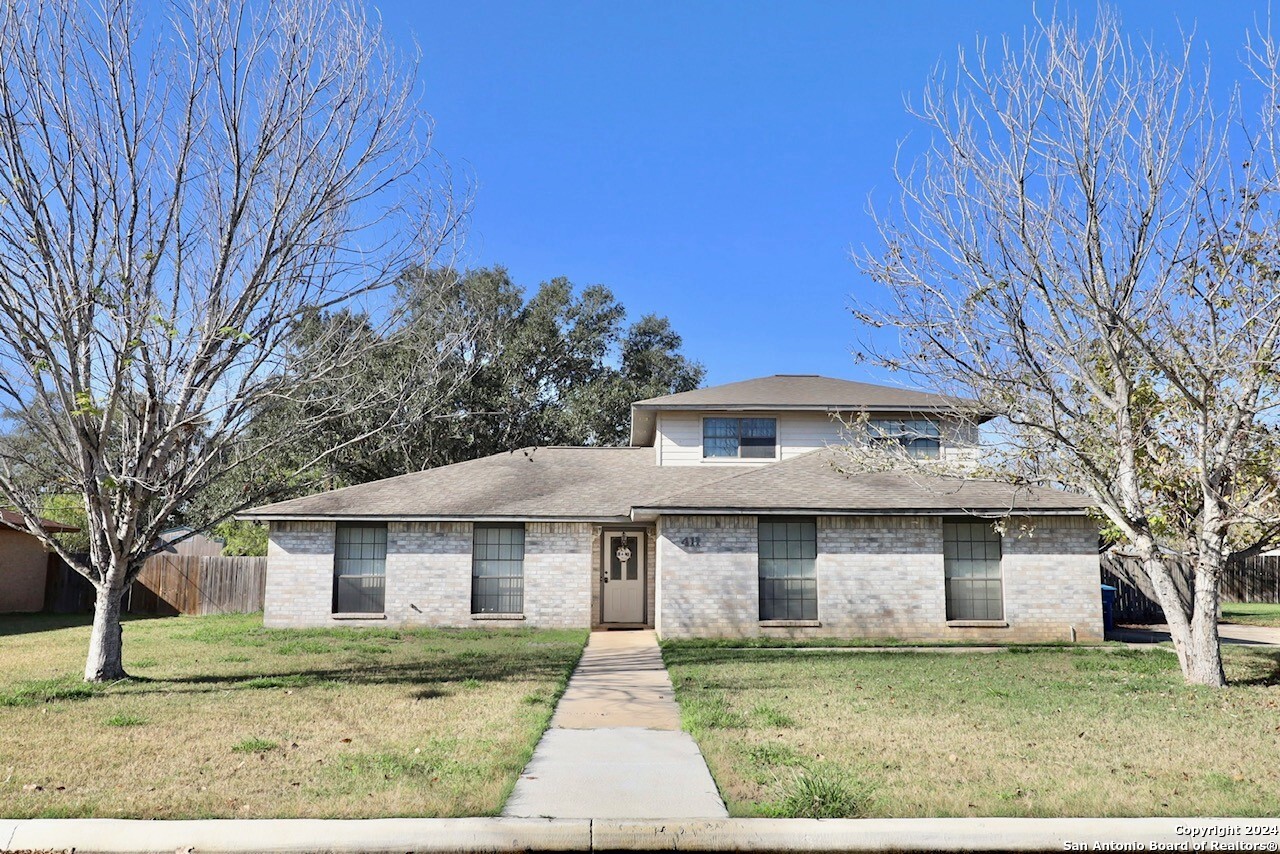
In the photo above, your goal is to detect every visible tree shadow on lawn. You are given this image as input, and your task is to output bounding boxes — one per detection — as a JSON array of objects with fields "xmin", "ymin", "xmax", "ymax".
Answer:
[
  {"xmin": 0, "ymin": 612, "xmax": 166, "ymax": 638},
  {"xmin": 1227, "ymin": 649, "xmax": 1280, "ymax": 687},
  {"xmin": 114, "ymin": 650, "xmax": 579, "ymax": 698}
]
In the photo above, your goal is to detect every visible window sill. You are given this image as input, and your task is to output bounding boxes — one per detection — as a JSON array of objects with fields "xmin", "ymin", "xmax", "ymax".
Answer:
[
  {"xmin": 759, "ymin": 620, "xmax": 821, "ymax": 628},
  {"xmin": 946, "ymin": 620, "xmax": 1008, "ymax": 628},
  {"xmin": 331, "ymin": 613, "xmax": 387, "ymax": 621},
  {"xmin": 471, "ymin": 613, "xmax": 526, "ymax": 621}
]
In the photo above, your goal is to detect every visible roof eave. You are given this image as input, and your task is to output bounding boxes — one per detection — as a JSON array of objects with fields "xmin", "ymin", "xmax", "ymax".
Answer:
[
  {"xmin": 632, "ymin": 505, "xmax": 1094, "ymax": 521},
  {"xmin": 238, "ymin": 512, "xmax": 636, "ymax": 524},
  {"xmin": 629, "ymin": 402, "xmax": 996, "ymax": 426}
]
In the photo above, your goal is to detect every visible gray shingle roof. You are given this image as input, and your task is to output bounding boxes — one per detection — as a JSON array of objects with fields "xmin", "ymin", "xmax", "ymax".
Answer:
[
  {"xmin": 632, "ymin": 374, "xmax": 977, "ymax": 410},
  {"xmin": 241, "ymin": 446, "xmax": 1093, "ymax": 521},
  {"xmin": 630, "ymin": 449, "xmax": 1094, "ymax": 516},
  {"xmin": 242, "ymin": 447, "xmax": 732, "ymax": 521}
]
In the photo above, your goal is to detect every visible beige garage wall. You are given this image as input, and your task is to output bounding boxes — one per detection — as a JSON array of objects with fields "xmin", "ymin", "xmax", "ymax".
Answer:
[{"xmin": 0, "ymin": 528, "xmax": 50, "ymax": 613}]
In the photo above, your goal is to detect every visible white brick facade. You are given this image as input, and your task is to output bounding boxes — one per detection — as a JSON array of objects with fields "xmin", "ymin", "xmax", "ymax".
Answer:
[
  {"xmin": 264, "ymin": 520, "xmax": 593, "ymax": 629},
  {"xmin": 656, "ymin": 514, "xmax": 1102, "ymax": 642},
  {"xmin": 266, "ymin": 514, "xmax": 1100, "ymax": 642}
]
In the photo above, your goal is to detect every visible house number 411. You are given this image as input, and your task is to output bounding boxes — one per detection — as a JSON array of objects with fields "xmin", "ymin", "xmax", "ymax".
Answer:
[{"xmin": 679, "ymin": 536, "xmax": 702, "ymax": 549}]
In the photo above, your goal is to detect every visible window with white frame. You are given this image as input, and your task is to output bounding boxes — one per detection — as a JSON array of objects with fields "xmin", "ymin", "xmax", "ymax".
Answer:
[{"xmin": 703, "ymin": 417, "xmax": 777, "ymax": 459}]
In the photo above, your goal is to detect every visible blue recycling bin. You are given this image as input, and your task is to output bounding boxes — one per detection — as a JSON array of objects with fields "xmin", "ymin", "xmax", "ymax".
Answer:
[{"xmin": 1100, "ymin": 584, "xmax": 1118, "ymax": 631}]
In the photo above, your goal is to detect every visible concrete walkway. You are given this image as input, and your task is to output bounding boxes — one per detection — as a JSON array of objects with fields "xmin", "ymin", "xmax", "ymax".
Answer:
[{"xmin": 503, "ymin": 630, "xmax": 728, "ymax": 819}]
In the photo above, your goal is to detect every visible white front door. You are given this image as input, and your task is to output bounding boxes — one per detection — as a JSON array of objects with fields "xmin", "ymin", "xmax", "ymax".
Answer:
[{"xmin": 602, "ymin": 531, "xmax": 645, "ymax": 624}]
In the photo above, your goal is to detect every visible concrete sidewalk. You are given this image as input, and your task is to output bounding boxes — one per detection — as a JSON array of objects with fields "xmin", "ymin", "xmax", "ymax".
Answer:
[{"xmin": 503, "ymin": 630, "xmax": 727, "ymax": 819}]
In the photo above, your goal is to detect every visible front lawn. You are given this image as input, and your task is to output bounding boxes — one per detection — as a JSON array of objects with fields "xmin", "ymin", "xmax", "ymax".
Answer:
[
  {"xmin": 663, "ymin": 643, "xmax": 1280, "ymax": 818},
  {"xmin": 0, "ymin": 614, "xmax": 585, "ymax": 818},
  {"xmin": 1221, "ymin": 603, "xmax": 1280, "ymax": 628}
]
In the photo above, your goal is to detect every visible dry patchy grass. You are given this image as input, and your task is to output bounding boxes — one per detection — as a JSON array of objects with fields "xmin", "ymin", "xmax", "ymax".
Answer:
[
  {"xmin": 663, "ymin": 643, "xmax": 1280, "ymax": 818},
  {"xmin": 0, "ymin": 613, "xmax": 585, "ymax": 818}
]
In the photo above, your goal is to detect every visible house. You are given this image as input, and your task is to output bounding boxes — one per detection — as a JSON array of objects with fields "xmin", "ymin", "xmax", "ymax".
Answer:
[
  {"xmin": 241, "ymin": 375, "xmax": 1103, "ymax": 642},
  {"xmin": 0, "ymin": 510, "xmax": 78, "ymax": 613},
  {"xmin": 155, "ymin": 526, "xmax": 227, "ymax": 557}
]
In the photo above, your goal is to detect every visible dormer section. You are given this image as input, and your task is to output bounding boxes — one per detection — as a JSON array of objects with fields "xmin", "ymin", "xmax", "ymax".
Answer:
[{"xmin": 629, "ymin": 374, "xmax": 989, "ymax": 468}]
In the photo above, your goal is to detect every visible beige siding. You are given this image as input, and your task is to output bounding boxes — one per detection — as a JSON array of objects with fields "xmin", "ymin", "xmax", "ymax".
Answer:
[{"xmin": 654, "ymin": 410, "xmax": 980, "ymax": 467}]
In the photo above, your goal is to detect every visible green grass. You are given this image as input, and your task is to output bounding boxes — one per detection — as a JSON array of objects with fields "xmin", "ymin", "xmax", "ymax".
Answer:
[
  {"xmin": 661, "ymin": 636, "xmax": 1073, "ymax": 650},
  {"xmin": 0, "ymin": 612, "xmax": 585, "ymax": 819},
  {"xmin": 231, "ymin": 737, "xmax": 278, "ymax": 754},
  {"xmin": 1221, "ymin": 603, "xmax": 1280, "ymax": 628},
  {"xmin": 0, "ymin": 676, "xmax": 101, "ymax": 707},
  {"xmin": 664, "ymin": 642, "xmax": 1280, "ymax": 818}
]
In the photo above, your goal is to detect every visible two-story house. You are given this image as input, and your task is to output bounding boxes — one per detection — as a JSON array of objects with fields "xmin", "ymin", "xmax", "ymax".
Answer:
[{"xmin": 243, "ymin": 375, "xmax": 1102, "ymax": 642}]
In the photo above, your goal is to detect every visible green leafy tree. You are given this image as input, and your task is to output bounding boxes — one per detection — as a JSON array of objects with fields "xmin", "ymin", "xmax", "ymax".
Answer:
[
  {"xmin": 284, "ymin": 266, "xmax": 704, "ymax": 484},
  {"xmin": 213, "ymin": 521, "xmax": 268, "ymax": 557}
]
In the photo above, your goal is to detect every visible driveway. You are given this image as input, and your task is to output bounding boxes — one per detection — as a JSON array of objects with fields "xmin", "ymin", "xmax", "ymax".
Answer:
[{"xmin": 1109, "ymin": 623, "xmax": 1280, "ymax": 646}]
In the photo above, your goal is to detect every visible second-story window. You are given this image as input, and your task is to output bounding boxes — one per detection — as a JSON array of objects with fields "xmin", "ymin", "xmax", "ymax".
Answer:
[
  {"xmin": 703, "ymin": 417, "xmax": 777, "ymax": 459},
  {"xmin": 868, "ymin": 419, "xmax": 941, "ymax": 459}
]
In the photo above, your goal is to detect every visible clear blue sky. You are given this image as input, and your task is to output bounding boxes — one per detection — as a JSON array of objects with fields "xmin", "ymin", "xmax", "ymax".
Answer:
[{"xmin": 376, "ymin": 1, "xmax": 1264, "ymax": 386}]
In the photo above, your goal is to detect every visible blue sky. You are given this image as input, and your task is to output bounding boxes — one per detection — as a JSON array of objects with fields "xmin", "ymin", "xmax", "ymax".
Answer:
[{"xmin": 378, "ymin": 1, "xmax": 1264, "ymax": 386}]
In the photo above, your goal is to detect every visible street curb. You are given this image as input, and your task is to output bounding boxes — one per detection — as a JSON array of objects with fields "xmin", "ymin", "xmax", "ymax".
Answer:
[
  {"xmin": 1, "ymin": 817, "xmax": 589, "ymax": 853},
  {"xmin": 594, "ymin": 818, "xmax": 1280, "ymax": 851},
  {"xmin": 2, "ymin": 816, "xmax": 1278, "ymax": 853}
]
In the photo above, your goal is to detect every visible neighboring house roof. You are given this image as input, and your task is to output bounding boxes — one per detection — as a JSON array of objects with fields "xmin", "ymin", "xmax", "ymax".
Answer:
[
  {"xmin": 0, "ymin": 509, "xmax": 79, "ymax": 534},
  {"xmin": 241, "ymin": 446, "xmax": 1093, "ymax": 522},
  {"xmin": 156, "ymin": 526, "xmax": 227, "ymax": 556},
  {"xmin": 629, "ymin": 374, "xmax": 984, "ymax": 446}
]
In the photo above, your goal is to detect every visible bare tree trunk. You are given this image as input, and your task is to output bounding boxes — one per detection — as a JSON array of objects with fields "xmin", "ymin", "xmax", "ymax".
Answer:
[
  {"xmin": 1148, "ymin": 552, "xmax": 1226, "ymax": 687},
  {"xmin": 1185, "ymin": 563, "xmax": 1226, "ymax": 687},
  {"xmin": 84, "ymin": 581, "xmax": 128, "ymax": 682}
]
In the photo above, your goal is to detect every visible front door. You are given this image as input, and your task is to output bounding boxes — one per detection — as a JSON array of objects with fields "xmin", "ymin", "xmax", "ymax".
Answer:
[{"xmin": 602, "ymin": 531, "xmax": 645, "ymax": 624}]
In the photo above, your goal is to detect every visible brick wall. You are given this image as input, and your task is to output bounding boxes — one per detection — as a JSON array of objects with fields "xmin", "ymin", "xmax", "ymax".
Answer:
[
  {"xmin": 0, "ymin": 529, "xmax": 52, "ymax": 613},
  {"xmin": 266, "ymin": 514, "xmax": 1101, "ymax": 640},
  {"xmin": 656, "ymin": 515, "xmax": 760, "ymax": 637},
  {"xmin": 264, "ymin": 520, "xmax": 593, "ymax": 629},
  {"xmin": 264, "ymin": 520, "xmax": 338, "ymax": 627},
  {"xmin": 656, "ymin": 514, "xmax": 1102, "ymax": 642},
  {"xmin": 524, "ymin": 522, "xmax": 592, "ymax": 627}
]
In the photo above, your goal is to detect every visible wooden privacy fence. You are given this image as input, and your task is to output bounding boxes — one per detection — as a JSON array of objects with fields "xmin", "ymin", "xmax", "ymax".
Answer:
[
  {"xmin": 1101, "ymin": 551, "xmax": 1280, "ymax": 624},
  {"xmin": 45, "ymin": 554, "xmax": 267, "ymax": 616}
]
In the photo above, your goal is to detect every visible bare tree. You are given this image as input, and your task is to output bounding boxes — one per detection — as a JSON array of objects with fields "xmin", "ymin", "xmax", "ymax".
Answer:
[
  {"xmin": 0, "ymin": 0, "xmax": 469, "ymax": 680},
  {"xmin": 857, "ymin": 8, "xmax": 1280, "ymax": 687}
]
